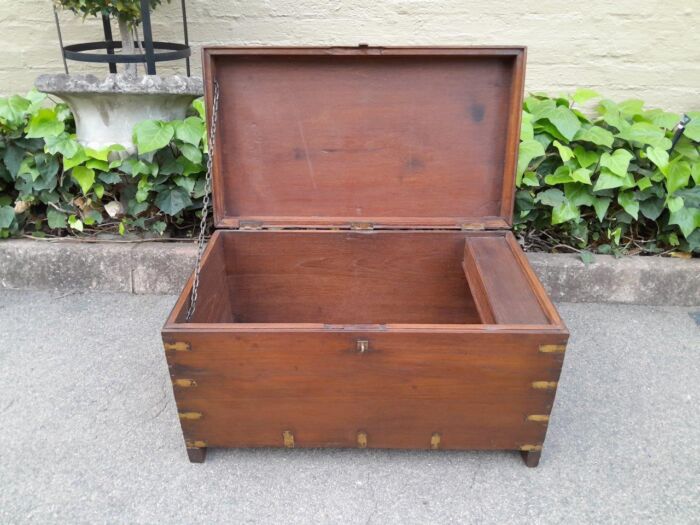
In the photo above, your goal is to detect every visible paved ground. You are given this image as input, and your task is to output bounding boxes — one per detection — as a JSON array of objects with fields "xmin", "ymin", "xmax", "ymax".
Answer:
[{"xmin": 0, "ymin": 291, "xmax": 698, "ymax": 524}]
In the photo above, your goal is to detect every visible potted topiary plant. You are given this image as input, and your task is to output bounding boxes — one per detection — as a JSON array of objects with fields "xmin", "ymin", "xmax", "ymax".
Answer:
[
  {"xmin": 35, "ymin": 0, "xmax": 202, "ymax": 153},
  {"xmin": 55, "ymin": 0, "xmax": 173, "ymax": 77}
]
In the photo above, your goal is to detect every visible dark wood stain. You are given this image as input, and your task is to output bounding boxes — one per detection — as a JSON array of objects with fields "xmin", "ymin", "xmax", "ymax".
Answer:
[{"xmin": 163, "ymin": 47, "xmax": 568, "ymax": 468}]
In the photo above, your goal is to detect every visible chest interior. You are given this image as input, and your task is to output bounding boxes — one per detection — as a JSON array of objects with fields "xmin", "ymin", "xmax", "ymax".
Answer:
[{"xmin": 166, "ymin": 47, "xmax": 557, "ymax": 329}]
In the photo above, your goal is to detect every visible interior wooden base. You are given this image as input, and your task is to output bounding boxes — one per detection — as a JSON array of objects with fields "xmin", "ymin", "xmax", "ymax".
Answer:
[{"xmin": 169, "ymin": 230, "xmax": 557, "ymax": 327}]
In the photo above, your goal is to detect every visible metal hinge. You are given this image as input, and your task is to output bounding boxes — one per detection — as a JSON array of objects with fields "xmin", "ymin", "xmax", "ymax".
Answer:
[
  {"xmin": 239, "ymin": 220, "xmax": 264, "ymax": 230},
  {"xmin": 460, "ymin": 222, "xmax": 485, "ymax": 230},
  {"xmin": 350, "ymin": 222, "xmax": 374, "ymax": 230}
]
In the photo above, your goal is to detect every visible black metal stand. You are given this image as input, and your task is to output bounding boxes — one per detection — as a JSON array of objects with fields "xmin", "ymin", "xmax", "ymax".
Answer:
[{"xmin": 54, "ymin": 0, "xmax": 191, "ymax": 76}]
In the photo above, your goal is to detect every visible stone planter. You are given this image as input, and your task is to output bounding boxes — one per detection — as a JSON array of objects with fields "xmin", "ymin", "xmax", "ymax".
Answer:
[{"xmin": 35, "ymin": 74, "xmax": 203, "ymax": 154}]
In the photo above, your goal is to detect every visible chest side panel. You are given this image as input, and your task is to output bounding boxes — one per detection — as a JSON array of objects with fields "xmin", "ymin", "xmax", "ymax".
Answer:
[{"xmin": 163, "ymin": 330, "xmax": 567, "ymax": 451}]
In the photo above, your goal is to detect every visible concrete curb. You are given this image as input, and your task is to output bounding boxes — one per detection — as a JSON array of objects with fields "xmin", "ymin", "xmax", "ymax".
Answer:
[{"xmin": 0, "ymin": 239, "xmax": 698, "ymax": 306}]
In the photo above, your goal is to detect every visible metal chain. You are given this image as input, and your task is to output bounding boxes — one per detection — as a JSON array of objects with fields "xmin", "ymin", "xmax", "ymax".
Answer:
[{"xmin": 186, "ymin": 80, "xmax": 220, "ymax": 321}]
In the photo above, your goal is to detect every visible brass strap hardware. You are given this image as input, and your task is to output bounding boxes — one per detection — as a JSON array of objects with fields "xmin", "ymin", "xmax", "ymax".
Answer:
[
  {"xmin": 179, "ymin": 412, "xmax": 202, "ymax": 420},
  {"xmin": 520, "ymin": 444, "xmax": 543, "ymax": 452},
  {"xmin": 164, "ymin": 342, "xmax": 190, "ymax": 352},
  {"xmin": 539, "ymin": 344, "xmax": 566, "ymax": 354},
  {"xmin": 185, "ymin": 440, "xmax": 207, "ymax": 448},
  {"xmin": 526, "ymin": 415, "xmax": 550, "ymax": 423},
  {"xmin": 350, "ymin": 222, "xmax": 374, "ymax": 230},
  {"xmin": 532, "ymin": 381, "xmax": 558, "ymax": 390},
  {"xmin": 430, "ymin": 432, "xmax": 441, "ymax": 450},
  {"xmin": 283, "ymin": 430, "xmax": 295, "ymax": 448},
  {"xmin": 357, "ymin": 340, "xmax": 369, "ymax": 354},
  {"xmin": 357, "ymin": 431, "xmax": 368, "ymax": 448},
  {"xmin": 173, "ymin": 379, "xmax": 197, "ymax": 388}
]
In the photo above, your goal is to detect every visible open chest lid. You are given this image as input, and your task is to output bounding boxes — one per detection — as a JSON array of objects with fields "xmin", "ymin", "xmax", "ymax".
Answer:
[{"xmin": 203, "ymin": 46, "xmax": 526, "ymax": 230}]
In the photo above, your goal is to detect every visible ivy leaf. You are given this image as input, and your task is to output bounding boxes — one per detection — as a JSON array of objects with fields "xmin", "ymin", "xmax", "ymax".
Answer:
[
  {"xmin": 644, "ymin": 109, "xmax": 680, "ymax": 130},
  {"xmin": 521, "ymin": 112, "xmax": 534, "ymax": 140},
  {"xmin": 669, "ymin": 206, "xmax": 700, "ymax": 238},
  {"xmin": 517, "ymin": 139, "xmax": 545, "ymax": 184},
  {"xmin": 552, "ymin": 140, "xmax": 574, "ymax": 162},
  {"xmin": 551, "ymin": 200, "xmax": 580, "ymax": 224},
  {"xmin": 599, "ymin": 149, "xmax": 634, "ymax": 177},
  {"xmin": 574, "ymin": 125, "xmax": 614, "ymax": 148},
  {"xmin": 46, "ymin": 208, "xmax": 67, "ymax": 229},
  {"xmin": 86, "ymin": 159, "xmax": 109, "ymax": 171},
  {"xmin": 691, "ymin": 163, "xmax": 700, "ymax": 185},
  {"xmin": 3, "ymin": 143, "xmax": 26, "ymax": 178},
  {"xmin": 573, "ymin": 146, "xmax": 598, "ymax": 169},
  {"xmin": 616, "ymin": 122, "xmax": 671, "ymax": 149},
  {"xmin": 571, "ymin": 168, "xmax": 592, "ymax": 185},
  {"xmin": 544, "ymin": 165, "xmax": 573, "ymax": 185},
  {"xmin": 521, "ymin": 171, "xmax": 540, "ymax": 187},
  {"xmin": 71, "ymin": 166, "xmax": 95, "ymax": 194},
  {"xmin": 618, "ymin": 99, "xmax": 645, "ymax": 117},
  {"xmin": 192, "ymin": 98, "xmax": 205, "ymax": 120},
  {"xmin": 546, "ymin": 106, "xmax": 581, "ymax": 141},
  {"xmin": 639, "ymin": 197, "xmax": 664, "ymax": 221},
  {"xmin": 665, "ymin": 161, "xmax": 691, "ymax": 195},
  {"xmin": 525, "ymin": 98, "xmax": 556, "ymax": 122},
  {"xmin": 44, "ymin": 133, "xmax": 80, "ymax": 158},
  {"xmin": 593, "ymin": 197, "xmax": 612, "ymax": 222},
  {"xmin": 683, "ymin": 117, "xmax": 700, "ymax": 142},
  {"xmin": 675, "ymin": 187, "xmax": 700, "ymax": 208},
  {"xmin": 579, "ymin": 250, "xmax": 596, "ymax": 265},
  {"xmin": 0, "ymin": 205, "xmax": 15, "ymax": 228},
  {"xmin": 179, "ymin": 142, "xmax": 203, "ymax": 164},
  {"xmin": 646, "ymin": 146, "xmax": 669, "ymax": 174},
  {"xmin": 617, "ymin": 191, "xmax": 639, "ymax": 220},
  {"xmin": 133, "ymin": 120, "xmax": 174, "ymax": 154},
  {"xmin": 571, "ymin": 88, "xmax": 600, "ymax": 105},
  {"xmin": 565, "ymin": 183, "xmax": 595, "ymax": 207},
  {"xmin": 98, "ymin": 171, "xmax": 122, "ymax": 184},
  {"xmin": 666, "ymin": 196, "xmax": 684, "ymax": 213},
  {"xmin": 593, "ymin": 168, "xmax": 626, "ymax": 191},
  {"xmin": 85, "ymin": 147, "xmax": 110, "ymax": 161},
  {"xmin": 175, "ymin": 117, "xmax": 205, "ymax": 146},
  {"xmin": 154, "ymin": 187, "xmax": 192, "ymax": 215},
  {"xmin": 93, "ymin": 183, "xmax": 105, "ymax": 199},
  {"xmin": 174, "ymin": 175, "xmax": 196, "ymax": 193},
  {"xmin": 63, "ymin": 147, "xmax": 88, "ymax": 171},
  {"xmin": 68, "ymin": 215, "xmax": 83, "ymax": 232},
  {"xmin": 0, "ymin": 95, "xmax": 31, "ymax": 127},
  {"xmin": 25, "ymin": 108, "xmax": 65, "ymax": 138},
  {"xmin": 535, "ymin": 188, "xmax": 565, "ymax": 207},
  {"xmin": 637, "ymin": 177, "xmax": 652, "ymax": 191}
]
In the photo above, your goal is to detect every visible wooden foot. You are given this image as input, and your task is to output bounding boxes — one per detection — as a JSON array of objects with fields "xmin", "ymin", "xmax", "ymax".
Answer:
[
  {"xmin": 187, "ymin": 447, "xmax": 207, "ymax": 463},
  {"xmin": 521, "ymin": 449, "xmax": 541, "ymax": 468}
]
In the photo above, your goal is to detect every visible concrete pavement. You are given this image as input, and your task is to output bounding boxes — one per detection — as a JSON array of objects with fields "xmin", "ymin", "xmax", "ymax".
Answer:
[{"xmin": 0, "ymin": 291, "xmax": 698, "ymax": 524}]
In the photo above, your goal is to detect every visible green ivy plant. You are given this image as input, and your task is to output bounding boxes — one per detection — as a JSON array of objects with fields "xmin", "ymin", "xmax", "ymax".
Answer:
[
  {"xmin": 0, "ymin": 88, "xmax": 698, "ymax": 255},
  {"xmin": 516, "ymin": 89, "xmax": 699, "ymax": 255},
  {"xmin": 0, "ymin": 90, "xmax": 207, "ymax": 238}
]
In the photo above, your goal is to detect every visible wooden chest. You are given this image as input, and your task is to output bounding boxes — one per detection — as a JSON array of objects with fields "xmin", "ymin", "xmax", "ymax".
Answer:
[{"xmin": 162, "ymin": 46, "xmax": 568, "ymax": 467}]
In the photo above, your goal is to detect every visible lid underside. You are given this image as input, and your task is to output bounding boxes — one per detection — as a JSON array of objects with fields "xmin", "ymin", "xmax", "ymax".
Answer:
[{"xmin": 204, "ymin": 47, "xmax": 525, "ymax": 229}]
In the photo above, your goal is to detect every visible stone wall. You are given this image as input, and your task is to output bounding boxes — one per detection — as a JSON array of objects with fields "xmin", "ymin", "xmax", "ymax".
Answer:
[{"xmin": 1, "ymin": 1, "xmax": 699, "ymax": 112}]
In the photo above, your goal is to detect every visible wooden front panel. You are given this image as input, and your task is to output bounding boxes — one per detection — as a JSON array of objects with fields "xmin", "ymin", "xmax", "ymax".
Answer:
[
  {"xmin": 163, "ymin": 330, "xmax": 566, "ymax": 451},
  {"xmin": 205, "ymin": 47, "xmax": 525, "ymax": 228}
]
